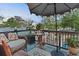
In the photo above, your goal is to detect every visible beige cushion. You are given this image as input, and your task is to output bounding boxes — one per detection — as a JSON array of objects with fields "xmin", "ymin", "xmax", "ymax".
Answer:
[
  {"xmin": 8, "ymin": 39, "xmax": 26, "ymax": 52},
  {"xmin": 0, "ymin": 34, "xmax": 9, "ymax": 43}
]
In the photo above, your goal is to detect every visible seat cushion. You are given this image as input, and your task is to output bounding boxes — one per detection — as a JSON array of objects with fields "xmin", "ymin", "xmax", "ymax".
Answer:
[{"xmin": 8, "ymin": 39, "xmax": 26, "ymax": 52}]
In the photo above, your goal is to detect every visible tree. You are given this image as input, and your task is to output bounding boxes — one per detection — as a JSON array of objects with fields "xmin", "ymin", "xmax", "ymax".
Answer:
[
  {"xmin": 4, "ymin": 17, "xmax": 21, "ymax": 28},
  {"xmin": 27, "ymin": 19, "xmax": 34, "ymax": 29},
  {"xmin": 61, "ymin": 9, "xmax": 79, "ymax": 31},
  {"xmin": 61, "ymin": 13, "xmax": 73, "ymax": 28},
  {"xmin": 41, "ymin": 16, "xmax": 55, "ymax": 30}
]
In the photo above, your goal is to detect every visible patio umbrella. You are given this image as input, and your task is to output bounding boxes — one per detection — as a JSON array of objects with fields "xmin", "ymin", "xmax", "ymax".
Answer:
[{"xmin": 27, "ymin": 3, "xmax": 79, "ymax": 56}]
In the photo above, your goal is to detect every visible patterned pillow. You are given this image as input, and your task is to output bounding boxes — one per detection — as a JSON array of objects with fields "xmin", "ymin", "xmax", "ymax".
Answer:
[
  {"xmin": 8, "ymin": 33, "xmax": 18, "ymax": 41},
  {"xmin": 0, "ymin": 34, "xmax": 9, "ymax": 43}
]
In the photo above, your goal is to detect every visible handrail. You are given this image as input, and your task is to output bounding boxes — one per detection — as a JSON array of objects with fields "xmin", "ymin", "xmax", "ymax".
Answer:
[{"xmin": 0, "ymin": 29, "xmax": 79, "ymax": 34}]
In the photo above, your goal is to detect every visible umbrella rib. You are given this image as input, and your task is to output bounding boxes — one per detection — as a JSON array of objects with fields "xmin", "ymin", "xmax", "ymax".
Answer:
[
  {"xmin": 64, "ymin": 3, "xmax": 72, "ymax": 9},
  {"xmin": 31, "ymin": 3, "xmax": 42, "ymax": 10},
  {"xmin": 41, "ymin": 4, "xmax": 48, "ymax": 15}
]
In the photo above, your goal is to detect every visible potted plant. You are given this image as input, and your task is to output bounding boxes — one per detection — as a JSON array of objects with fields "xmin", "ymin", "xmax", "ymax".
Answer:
[
  {"xmin": 67, "ymin": 37, "xmax": 78, "ymax": 55},
  {"xmin": 36, "ymin": 23, "xmax": 42, "ymax": 30},
  {"xmin": 36, "ymin": 23, "xmax": 43, "ymax": 35}
]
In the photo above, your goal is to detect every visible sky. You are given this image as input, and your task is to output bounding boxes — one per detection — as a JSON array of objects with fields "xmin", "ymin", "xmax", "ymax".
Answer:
[{"xmin": 0, "ymin": 3, "xmax": 42, "ymax": 23}]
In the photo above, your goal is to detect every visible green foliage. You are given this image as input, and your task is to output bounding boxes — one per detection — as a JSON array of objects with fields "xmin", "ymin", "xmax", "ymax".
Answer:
[
  {"xmin": 0, "ymin": 16, "xmax": 35, "ymax": 29},
  {"xmin": 67, "ymin": 37, "xmax": 78, "ymax": 48},
  {"xmin": 41, "ymin": 16, "xmax": 55, "ymax": 30},
  {"xmin": 36, "ymin": 23, "xmax": 42, "ymax": 30},
  {"xmin": 27, "ymin": 20, "xmax": 34, "ymax": 29},
  {"xmin": 61, "ymin": 9, "xmax": 79, "ymax": 31},
  {"xmin": 4, "ymin": 17, "xmax": 21, "ymax": 28}
]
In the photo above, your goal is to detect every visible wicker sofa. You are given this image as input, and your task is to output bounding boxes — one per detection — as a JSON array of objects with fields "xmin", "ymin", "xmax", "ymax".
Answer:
[{"xmin": 0, "ymin": 33, "xmax": 26, "ymax": 53}]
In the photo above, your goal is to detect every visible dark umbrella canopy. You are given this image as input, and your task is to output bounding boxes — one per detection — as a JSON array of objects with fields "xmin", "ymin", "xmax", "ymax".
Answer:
[{"xmin": 28, "ymin": 3, "xmax": 79, "ymax": 16}]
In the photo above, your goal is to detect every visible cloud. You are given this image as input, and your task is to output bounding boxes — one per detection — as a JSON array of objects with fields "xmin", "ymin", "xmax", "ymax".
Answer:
[{"xmin": 28, "ymin": 14, "xmax": 42, "ymax": 23}]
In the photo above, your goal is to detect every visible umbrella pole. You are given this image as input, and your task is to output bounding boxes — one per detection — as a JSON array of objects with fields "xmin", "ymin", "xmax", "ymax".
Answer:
[
  {"xmin": 54, "ymin": 3, "xmax": 60, "ymax": 52},
  {"xmin": 54, "ymin": 3, "xmax": 58, "ymax": 52},
  {"xmin": 51, "ymin": 3, "xmax": 65, "ymax": 56}
]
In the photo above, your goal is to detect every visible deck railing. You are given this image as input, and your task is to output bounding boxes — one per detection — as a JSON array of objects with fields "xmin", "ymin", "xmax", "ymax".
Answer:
[
  {"xmin": 42, "ymin": 30, "xmax": 79, "ymax": 50},
  {"xmin": 0, "ymin": 29, "xmax": 79, "ymax": 50}
]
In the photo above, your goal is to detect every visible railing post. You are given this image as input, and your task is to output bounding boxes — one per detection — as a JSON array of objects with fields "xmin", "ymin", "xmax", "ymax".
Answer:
[
  {"xmin": 59, "ymin": 32, "xmax": 61, "ymax": 50},
  {"xmin": 14, "ymin": 28, "xmax": 18, "ymax": 35}
]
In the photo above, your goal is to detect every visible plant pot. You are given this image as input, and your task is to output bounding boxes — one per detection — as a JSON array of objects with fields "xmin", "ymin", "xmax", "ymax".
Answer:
[{"xmin": 69, "ymin": 47, "xmax": 77, "ymax": 55}]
